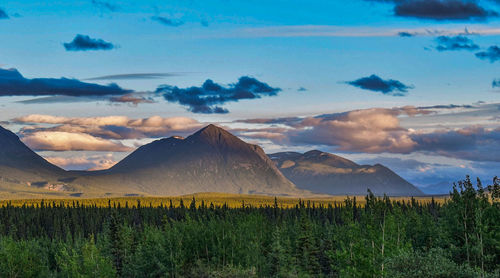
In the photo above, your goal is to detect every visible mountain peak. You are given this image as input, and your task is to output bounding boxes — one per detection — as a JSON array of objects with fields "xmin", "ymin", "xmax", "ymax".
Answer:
[
  {"xmin": 197, "ymin": 124, "xmax": 227, "ymax": 136},
  {"xmin": 0, "ymin": 68, "xmax": 24, "ymax": 80},
  {"xmin": 189, "ymin": 124, "xmax": 243, "ymax": 147}
]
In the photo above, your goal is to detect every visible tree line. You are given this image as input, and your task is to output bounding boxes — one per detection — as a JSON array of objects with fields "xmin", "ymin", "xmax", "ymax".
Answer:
[{"xmin": 0, "ymin": 176, "xmax": 498, "ymax": 277}]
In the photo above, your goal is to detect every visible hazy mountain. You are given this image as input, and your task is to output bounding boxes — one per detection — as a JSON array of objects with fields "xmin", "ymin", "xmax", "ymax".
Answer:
[
  {"xmin": 419, "ymin": 181, "xmax": 454, "ymax": 195},
  {"xmin": 74, "ymin": 125, "xmax": 301, "ymax": 196},
  {"xmin": 0, "ymin": 125, "xmax": 69, "ymax": 194},
  {"xmin": 269, "ymin": 150, "xmax": 424, "ymax": 196}
]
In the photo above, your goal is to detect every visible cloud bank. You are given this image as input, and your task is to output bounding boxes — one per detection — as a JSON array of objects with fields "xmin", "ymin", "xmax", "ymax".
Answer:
[
  {"xmin": 0, "ymin": 68, "xmax": 131, "ymax": 97},
  {"xmin": 235, "ymin": 104, "xmax": 500, "ymax": 162},
  {"xmin": 14, "ymin": 115, "xmax": 203, "ymax": 152},
  {"xmin": 45, "ymin": 153, "xmax": 117, "ymax": 171},
  {"xmin": 157, "ymin": 76, "xmax": 282, "ymax": 113},
  {"xmin": 15, "ymin": 114, "xmax": 201, "ymax": 139}
]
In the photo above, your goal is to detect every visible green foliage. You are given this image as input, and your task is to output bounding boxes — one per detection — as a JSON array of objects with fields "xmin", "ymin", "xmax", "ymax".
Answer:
[
  {"xmin": 385, "ymin": 248, "xmax": 487, "ymax": 278},
  {"xmin": 0, "ymin": 237, "xmax": 50, "ymax": 277},
  {"xmin": 0, "ymin": 176, "xmax": 498, "ymax": 277}
]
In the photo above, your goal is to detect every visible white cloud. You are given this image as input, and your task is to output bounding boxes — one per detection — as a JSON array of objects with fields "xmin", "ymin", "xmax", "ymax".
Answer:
[{"xmin": 22, "ymin": 131, "xmax": 133, "ymax": 152}]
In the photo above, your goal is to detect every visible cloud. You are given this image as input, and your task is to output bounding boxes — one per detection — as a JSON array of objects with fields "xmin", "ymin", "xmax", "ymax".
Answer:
[
  {"xmin": 212, "ymin": 25, "xmax": 500, "ymax": 39},
  {"xmin": 156, "ymin": 76, "xmax": 282, "ymax": 113},
  {"xmin": 200, "ymin": 19, "xmax": 209, "ymax": 27},
  {"xmin": 109, "ymin": 94, "xmax": 154, "ymax": 105},
  {"xmin": 418, "ymin": 104, "xmax": 474, "ymax": 109},
  {"xmin": 235, "ymin": 104, "xmax": 500, "ymax": 162},
  {"xmin": 151, "ymin": 16, "xmax": 184, "ymax": 27},
  {"xmin": 14, "ymin": 114, "xmax": 202, "ymax": 140},
  {"xmin": 391, "ymin": 0, "xmax": 498, "ymax": 21},
  {"xmin": 21, "ymin": 131, "xmax": 132, "ymax": 152},
  {"xmin": 235, "ymin": 117, "xmax": 304, "ymax": 127},
  {"xmin": 235, "ymin": 106, "xmax": 431, "ymax": 128},
  {"xmin": 45, "ymin": 153, "xmax": 117, "ymax": 171},
  {"xmin": 63, "ymin": 34, "xmax": 115, "ymax": 51},
  {"xmin": 297, "ymin": 87, "xmax": 308, "ymax": 92},
  {"xmin": 434, "ymin": 35, "xmax": 479, "ymax": 51},
  {"xmin": 86, "ymin": 73, "xmax": 183, "ymax": 80},
  {"xmin": 412, "ymin": 126, "xmax": 500, "ymax": 162},
  {"xmin": 475, "ymin": 45, "xmax": 500, "ymax": 62},
  {"xmin": 346, "ymin": 74, "xmax": 413, "ymax": 96},
  {"xmin": 289, "ymin": 108, "xmax": 418, "ymax": 153},
  {"xmin": 0, "ymin": 8, "xmax": 8, "ymax": 19},
  {"xmin": 91, "ymin": 0, "xmax": 119, "ymax": 12},
  {"xmin": 493, "ymin": 79, "xmax": 500, "ymax": 88},
  {"xmin": 0, "ymin": 68, "xmax": 131, "ymax": 97},
  {"xmin": 398, "ymin": 31, "xmax": 416, "ymax": 37}
]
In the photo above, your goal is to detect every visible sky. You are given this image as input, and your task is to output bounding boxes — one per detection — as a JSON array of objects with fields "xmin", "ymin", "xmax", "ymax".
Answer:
[{"xmin": 0, "ymin": 0, "xmax": 499, "ymax": 191}]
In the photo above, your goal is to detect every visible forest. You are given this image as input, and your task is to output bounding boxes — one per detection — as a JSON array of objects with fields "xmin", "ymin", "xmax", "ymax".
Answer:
[{"xmin": 0, "ymin": 176, "xmax": 498, "ymax": 278}]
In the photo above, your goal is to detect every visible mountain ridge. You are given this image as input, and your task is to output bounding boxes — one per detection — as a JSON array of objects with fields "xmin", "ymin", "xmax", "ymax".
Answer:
[
  {"xmin": 0, "ymin": 124, "xmax": 423, "ymax": 198},
  {"xmin": 270, "ymin": 150, "xmax": 424, "ymax": 196}
]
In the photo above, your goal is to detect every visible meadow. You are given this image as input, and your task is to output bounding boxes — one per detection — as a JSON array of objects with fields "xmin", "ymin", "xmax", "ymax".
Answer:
[{"xmin": 0, "ymin": 192, "xmax": 448, "ymax": 209}]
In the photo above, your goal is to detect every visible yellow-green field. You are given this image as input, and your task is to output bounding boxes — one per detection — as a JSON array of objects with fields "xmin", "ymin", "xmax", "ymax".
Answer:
[{"xmin": 0, "ymin": 192, "xmax": 448, "ymax": 208}]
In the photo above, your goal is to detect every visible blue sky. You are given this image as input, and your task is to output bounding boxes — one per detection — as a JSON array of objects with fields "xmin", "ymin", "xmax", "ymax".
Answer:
[{"xmin": 1, "ymin": 0, "xmax": 500, "ymax": 192}]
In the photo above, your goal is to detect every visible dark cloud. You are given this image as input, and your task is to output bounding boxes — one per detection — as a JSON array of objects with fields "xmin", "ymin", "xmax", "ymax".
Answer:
[
  {"xmin": 367, "ymin": 0, "xmax": 498, "ymax": 21},
  {"xmin": 91, "ymin": 0, "xmax": 119, "ymax": 12},
  {"xmin": 151, "ymin": 16, "xmax": 184, "ymax": 27},
  {"xmin": 156, "ymin": 76, "xmax": 282, "ymax": 114},
  {"xmin": 434, "ymin": 35, "xmax": 479, "ymax": 51},
  {"xmin": 412, "ymin": 126, "xmax": 500, "ymax": 162},
  {"xmin": 86, "ymin": 73, "xmax": 183, "ymax": 80},
  {"xmin": 297, "ymin": 87, "xmax": 308, "ymax": 92},
  {"xmin": 418, "ymin": 104, "xmax": 474, "ymax": 109},
  {"xmin": 398, "ymin": 31, "xmax": 415, "ymax": 37},
  {"xmin": 235, "ymin": 117, "xmax": 304, "ymax": 127},
  {"xmin": 0, "ymin": 68, "xmax": 131, "ymax": 97},
  {"xmin": 475, "ymin": 46, "xmax": 500, "ymax": 62},
  {"xmin": 0, "ymin": 8, "xmax": 8, "ymax": 19},
  {"xmin": 63, "ymin": 34, "xmax": 115, "ymax": 51},
  {"xmin": 346, "ymin": 74, "xmax": 413, "ymax": 96},
  {"xmin": 493, "ymin": 79, "xmax": 500, "ymax": 88},
  {"xmin": 395, "ymin": 0, "xmax": 497, "ymax": 21}
]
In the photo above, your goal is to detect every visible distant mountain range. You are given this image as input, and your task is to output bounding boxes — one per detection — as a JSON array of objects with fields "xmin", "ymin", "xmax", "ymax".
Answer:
[
  {"xmin": 270, "ymin": 151, "xmax": 424, "ymax": 196},
  {"xmin": 0, "ymin": 124, "xmax": 424, "ymax": 198}
]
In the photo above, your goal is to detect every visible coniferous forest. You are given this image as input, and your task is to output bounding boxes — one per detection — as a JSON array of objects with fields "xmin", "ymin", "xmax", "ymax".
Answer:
[{"xmin": 0, "ymin": 176, "xmax": 498, "ymax": 278}]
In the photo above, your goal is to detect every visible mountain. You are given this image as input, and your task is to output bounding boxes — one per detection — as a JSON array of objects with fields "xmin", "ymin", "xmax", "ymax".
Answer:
[
  {"xmin": 0, "ymin": 125, "xmax": 69, "ymax": 195},
  {"xmin": 419, "ymin": 181, "xmax": 454, "ymax": 195},
  {"xmin": 269, "ymin": 150, "xmax": 424, "ymax": 196},
  {"xmin": 73, "ymin": 125, "xmax": 301, "ymax": 196}
]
